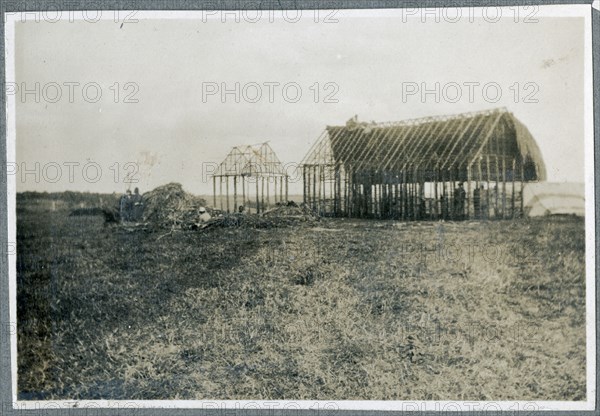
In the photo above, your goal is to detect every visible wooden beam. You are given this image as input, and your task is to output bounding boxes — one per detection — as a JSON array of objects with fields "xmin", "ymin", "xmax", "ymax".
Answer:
[
  {"xmin": 226, "ymin": 176, "xmax": 230, "ymax": 213},
  {"xmin": 220, "ymin": 177, "xmax": 223, "ymax": 212},
  {"xmin": 266, "ymin": 176, "xmax": 270, "ymax": 209},
  {"xmin": 318, "ymin": 166, "xmax": 323, "ymax": 215},
  {"xmin": 312, "ymin": 166, "xmax": 317, "ymax": 211},
  {"xmin": 520, "ymin": 160, "xmax": 524, "ymax": 216},
  {"xmin": 495, "ymin": 155, "xmax": 500, "ymax": 219},
  {"xmin": 233, "ymin": 176, "xmax": 237, "ymax": 213},
  {"xmin": 256, "ymin": 176, "xmax": 260, "ymax": 214},
  {"xmin": 347, "ymin": 167, "xmax": 353, "ymax": 217},
  {"xmin": 465, "ymin": 111, "xmax": 504, "ymax": 168},
  {"xmin": 433, "ymin": 166, "xmax": 438, "ymax": 219},
  {"xmin": 303, "ymin": 168, "xmax": 307, "ymax": 205},
  {"xmin": 466, "ymin": 165, "xmax": 472, "ymax": 220},
  {"xmin": 511, "ymin": 158, "xmax": 516, "ymax": 218},
  {"xmin": 439, "ymin": 116, "xmax": 479, "ymax": 170},
  {"xmin": 242, "ymin": 175, "xmax": 246, "ymax": 212},
  {"xmin": 261, "ymin": 177, "xmax": 265, "ymax": 213},
  {"xmin": 213, "ymin": 176, "xmax": 217, "ymax": 209},
  {"xmin": 486, "ymin": 155, "xmax": 491, "ymax": 220},
  {"xmin": 343, "ymin": 168, "xmax": 349, "ymax": 216},
  {"xmin": 380, "ymin": 123, "xmax": 419, "ymax": 172},
  {"xmin": 502, "ymin": 157, "xmax": 507, "ymax": 219}
]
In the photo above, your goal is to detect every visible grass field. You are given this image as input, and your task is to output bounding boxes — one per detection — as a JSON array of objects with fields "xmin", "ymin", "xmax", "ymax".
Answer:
[{"xmin": 16, "ymin": 203, "xmax": 586, "ymax": 401}]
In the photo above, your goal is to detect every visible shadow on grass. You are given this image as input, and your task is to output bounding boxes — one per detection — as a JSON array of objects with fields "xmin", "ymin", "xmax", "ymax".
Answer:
[{"xmin": 17, "ymin": 210, "xmax": 262, "ymax": 399}]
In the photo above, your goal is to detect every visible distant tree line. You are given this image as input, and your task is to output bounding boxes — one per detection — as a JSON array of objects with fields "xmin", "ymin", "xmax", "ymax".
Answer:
[{"xmin": 17, "ymin": 191, "xmax": 120, "ymax": 209}]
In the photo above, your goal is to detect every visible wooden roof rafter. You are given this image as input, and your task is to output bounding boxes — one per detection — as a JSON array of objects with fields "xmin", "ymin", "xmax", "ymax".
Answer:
[
  {"xmin": 214, "ymin": 142, "xmax": 288, "ymax": 178},
  {"xmin": 300, "ymin": 107, "xmax": 546, "ymax": 182}
]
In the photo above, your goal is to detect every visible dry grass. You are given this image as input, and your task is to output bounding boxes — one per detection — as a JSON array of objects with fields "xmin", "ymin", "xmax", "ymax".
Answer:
[{"xmin": 17, "ymin": 202, "xmax": 585, "ymax": 400}]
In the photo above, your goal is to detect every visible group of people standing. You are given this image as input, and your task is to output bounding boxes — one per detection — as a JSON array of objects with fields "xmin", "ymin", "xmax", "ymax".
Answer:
[
  {"xmin": 442, "ymin": 182, "xmax": 497, "ymax": 220},
  {"xmin": 446, "ymin": 182, "xmax": 495, "ymax": 220},
  {"xmin": 472, "ymin": 184, "xmax": 490, "ymax": 219},
  {"xmin": 119, "ymin": 188, "xmax": 144, "ymax": 222}
]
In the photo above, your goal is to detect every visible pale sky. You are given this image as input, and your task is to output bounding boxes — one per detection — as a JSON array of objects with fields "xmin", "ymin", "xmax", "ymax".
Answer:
[{"xmin": 13, "ymin": 9, "xmax": 587, "ymax": 195}]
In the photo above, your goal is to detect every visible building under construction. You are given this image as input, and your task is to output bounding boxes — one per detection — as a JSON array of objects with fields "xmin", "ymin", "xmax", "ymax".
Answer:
[
  {"xmin": 213, "ymin": 142, "xmax": 289, "ymax": 214},
  {"xmin": 300, "ymin": 108, "xmax": 546, "ymax": 220}
]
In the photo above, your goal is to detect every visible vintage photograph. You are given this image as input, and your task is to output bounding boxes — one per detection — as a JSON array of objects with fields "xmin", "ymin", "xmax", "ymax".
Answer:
[{"xmin": 5, "ymin": 5, "xmax": 594, "ymax": 409}]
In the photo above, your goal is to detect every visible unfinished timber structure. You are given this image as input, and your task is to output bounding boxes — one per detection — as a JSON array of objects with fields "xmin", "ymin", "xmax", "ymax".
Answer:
[
  {"xmin": 300, "ymin": 108, "xmax": 546, "ymax": 220},
  {"xmin": 213, "ymin": 142, "xmax": 289, "ymax": 214}
]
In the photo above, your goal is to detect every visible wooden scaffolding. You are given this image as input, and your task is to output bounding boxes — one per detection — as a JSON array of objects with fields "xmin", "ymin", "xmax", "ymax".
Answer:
[
  {"xmin": 300, "ymin": 108, "xmax": 546, "ymax": 220},
  {"xmin": 212, "ymin": 142, "xmax": 289, "ymax": 214}
]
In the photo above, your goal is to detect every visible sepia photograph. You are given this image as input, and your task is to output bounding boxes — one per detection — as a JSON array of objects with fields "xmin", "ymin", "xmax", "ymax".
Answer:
[{"xmin": 3, "ymin": 3, "xmax": 596, "ymax": 412}]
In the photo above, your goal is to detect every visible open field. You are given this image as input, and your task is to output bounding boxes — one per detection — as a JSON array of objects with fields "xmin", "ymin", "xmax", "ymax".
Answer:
[{"xmin": 16, "ymin": 201, "xmax": 586, "ymax": 400}]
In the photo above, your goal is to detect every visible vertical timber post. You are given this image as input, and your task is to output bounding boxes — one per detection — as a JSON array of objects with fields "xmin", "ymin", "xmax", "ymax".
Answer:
[
  {"xmin": 404, "ymin": 171, "xmax": 409, "ymax": 221},
  {"xmin": 303, "ymin": 168, "xmax": 307, "ymax": 205},
  {"xmin": 413, "ymin": 166, "xmax": 418, "ymax": 221},
  {"xmin": 520, "ymin": 160, "xmax": 524, "ymax": 217},
  {"xmin": 255, "ymin": 176, "xmax": 260, "ymax": 214},
  {"xmin": 502, "ymin": 158, "xmax": 507, "ymax": 219},
  {"xmin": 347, "ymin": 168, "xmax": 353, "ymax": 218},
  {"xmin": 433, "ymin": 166, "xmax": 438, "ymax": 220},
  {"xmin": 317, "ymin": 166, "xmax": 322, "ymax": 215},
  {"xmin": 343, "ymin": 168, "xmax": 348, "ymax": 216},
  {"xmin": 495, "ymin": 156, "xmax": 500, "ymax": 219},
  {"xmin": 280, "ymin": 175, "xmax": 284, "ymax": 203},
  {"xmin": 233, "ymin": 176, "xmax": 237, "ymax": 213},
  {"xmin": 219, "ymin": 177, "xmax": 223, "ymax": 212},
  {"xmin": 261, "ymin": 177, "xmax": 265, "ymax": 213},
  {"xmin": 511, "ymin": 159, "xmax": 516, "ymax": 218},
  {"xmin": 213, "ymin": 176, "xmax": 217, "ymax": 209},
  {"xmin": 225, "ymin": 176, "xmax": 230, "ymax": 213},
  {"xmin": 478, "ymin": 158, "xmax": 483, "ymax": 219},
  {"xmin": 266, "ymin": 176, "xmax": 270, "ymax": 209},
  {"xmin": 486, "ymin": 155, "xmax": 491, "ymax": 220},
  {"xmin": 242, "ymin": 175, "xmax": 246, "ymax": 212},
  {"xmin": 312, "ymin": 166, "xmax": 317, "ymax": 211},
  {"xmin": 467, "ymin": 165, "xmax": 472, "ymax": 220}
]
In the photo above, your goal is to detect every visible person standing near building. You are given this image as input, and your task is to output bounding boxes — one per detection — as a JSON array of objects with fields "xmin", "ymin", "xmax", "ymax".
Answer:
[
  {"xmin": 473, "ymin": 186, "xmax": 481, "ymax": 219},
  {"xmin": 131, "ymin": 187, "xmax": 144, "ymax": 222},
  {"xmin": 453, "ymin": 182, "xmax": 466, "ymax": 220},
  {"xmin": 492, "ymin": 185, "xmax": 499, "ymax": 218},
  {"xmin": 480, "ymin": 184, "xmax": 489, "ymax": 220},
  {"xmin": 119, "ymin": 190, "xmax": 132, "ymax": 222}
]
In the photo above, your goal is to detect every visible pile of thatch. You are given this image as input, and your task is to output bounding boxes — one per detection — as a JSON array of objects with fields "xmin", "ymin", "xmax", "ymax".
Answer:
[
  {"xmin": 199, "ymin": 213, "xmax": 255, "ymax": 230},
  {"xmin": 143, "ymin": 183, "xmax": 205, "ymax": 229},
  {"xmin": 262, "ymin": 201, "xmax": 319, "ymax": 221},
  {"xmin": 111, "ymin": 184, "xmax": 316, "ymax": 232},
  {"xmin": 199, "ymin": 201, "xmax": 319, "ymax": 231}
]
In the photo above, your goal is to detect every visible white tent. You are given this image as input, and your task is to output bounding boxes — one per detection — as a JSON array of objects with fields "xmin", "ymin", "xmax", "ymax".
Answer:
[{"xmin": 523, "ymin": 182, "xmax": 585, "ymax": 217}]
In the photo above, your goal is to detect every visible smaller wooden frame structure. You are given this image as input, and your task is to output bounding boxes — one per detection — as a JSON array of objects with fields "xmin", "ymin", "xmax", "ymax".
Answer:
[{"xmin": 212, "ymin": 143, "xmax": 289, "ymax": 214}]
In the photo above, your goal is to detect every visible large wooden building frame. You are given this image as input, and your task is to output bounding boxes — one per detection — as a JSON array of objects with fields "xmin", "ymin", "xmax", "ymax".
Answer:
[
  {"xmin": 300, "ymin": 108, "xmax": 546, "ymax": 220},
  {"xmin": 212, "ymin": 142, "xmax": 289, "ymax": 214}
]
